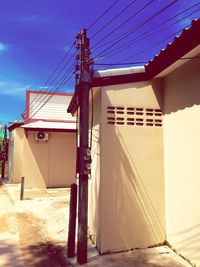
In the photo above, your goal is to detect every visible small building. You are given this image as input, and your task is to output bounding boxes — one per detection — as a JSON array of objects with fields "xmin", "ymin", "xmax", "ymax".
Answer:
[
  {"xmin": 8, "ymin": 90, "xmax": 77, "ymax": 189},
  {"xmin": 68, "ymin": 19, "xmax": 200, "ymax": 266}
]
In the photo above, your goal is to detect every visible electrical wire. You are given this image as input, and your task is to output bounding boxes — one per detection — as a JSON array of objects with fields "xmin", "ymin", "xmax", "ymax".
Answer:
[
  {"xmin": 28, "ymin": 51, "xmax": 76, "ymax": 118},
  {"xmin": 92, "ymin": 0, "xmax": 178, "ymax": 61},
  {"xmin": 92, "ymin": 0, "xmax": 179, "ymax": 53},
  {"xmin": 90, "ymin": 0, "xmax": 137, "ymax": 39},
  {"xmin": 29, "ymin": 62, "xmax": 75, "ymax": 118},
  {"xmin": 91, "ymin": 0, "xmax": 155, "ymax": 50},
  {"xmin": 29, "ymin": 63, "xmax": 75, "ymax": 119},
  {"xmin": 28, "ymin": 52, "xmax": 75, "ymax": 118},
  {"xmin": 87, "ymin": 0, "xmax": 120, "ymax": 31},
  {"xmin": 95, "ymin": 3, "xmax": 200, "ymax": 62},
  {"xmin": 29, "ymin": 71, "xmax": 75, "ymax": 120},
  {"xmin": 121, "ymin": 24, "xmax": 191, "ymax": 63},
  {"xmin": 28, "ymin": 41, "xmax": 75, "ymax": 114}
]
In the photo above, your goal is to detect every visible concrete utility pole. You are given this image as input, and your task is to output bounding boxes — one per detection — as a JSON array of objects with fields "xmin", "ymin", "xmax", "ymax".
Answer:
[{"xmin": 76, "ymin": 28, "xmax": 92, "ymax": 265}]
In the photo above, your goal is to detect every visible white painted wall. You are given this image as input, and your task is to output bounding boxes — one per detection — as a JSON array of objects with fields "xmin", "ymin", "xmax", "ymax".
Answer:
[{"xmin": 29, "ymin": 93, "xmax": 74, "ymax": 121}]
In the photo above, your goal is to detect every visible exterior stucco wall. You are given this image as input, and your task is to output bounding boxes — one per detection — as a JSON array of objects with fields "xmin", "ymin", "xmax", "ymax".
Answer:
[
  {"xmin": 48, "ymin": 132, "xmax": 76, "ymax": 187},
  {"xmin": 9, "ymin": 129, "xmax": 76, "ymax": 188},
  {"xmin": 23, "ymin": 131, "xmax": 48, "ymax": 188},
  {"xmin": 8, "ymin": 128, "xmax": 24, "ymax": 183},
  {"xmin": 88, "ymin": 88, "xmax": 101, "ymax": 247},
  {"xmin": 163, "ymin": 57, "xmax": 200, "ymax": 266},
  {"xmin": 98, "ymin": 80, "xmax": 165, "ymax": 253},
  {"xmin": 24, "ymin": 131, "xmax": 76, "ymax": 188}
]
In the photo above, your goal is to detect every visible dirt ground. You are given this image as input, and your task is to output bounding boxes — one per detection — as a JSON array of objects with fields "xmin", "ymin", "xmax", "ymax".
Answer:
[
  {"xmin": 0, "ymin": 184, "xmax": 193, "ymax": 267},
  {"xmin": 0, "ymin": 184, "xmax": 73, "ymax": 267}
]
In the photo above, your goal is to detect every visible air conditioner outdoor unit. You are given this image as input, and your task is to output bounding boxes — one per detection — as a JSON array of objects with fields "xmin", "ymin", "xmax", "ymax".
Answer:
[{"xmin": 35, "ymin": 131, "xmax": 49, "ymax": 141}]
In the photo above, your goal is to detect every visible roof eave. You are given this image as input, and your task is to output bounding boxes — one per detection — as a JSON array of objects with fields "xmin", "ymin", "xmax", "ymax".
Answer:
[
  {"xmin": 8, "ymin": 122, "xmax": 24, "ymax": 131},
  {"xmin": 22, "ymin": 127, "xmax": 77, "ymax": 133},
  {"xmin": 145, "ymin": 19, "xmax": 200, "ymax": 78},
  {"xmin": 67, "ymin": 71, "xmax": 148, "ymax": 114}
]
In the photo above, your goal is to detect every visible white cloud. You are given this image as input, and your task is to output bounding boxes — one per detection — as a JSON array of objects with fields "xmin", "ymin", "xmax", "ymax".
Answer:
[
  {"xmin": 0, "ymin": 81, "xmax": 30, "ymax": 97},
  {"xmin": 0, "ymin": 43, "xmax": 8, "ymax": 52},
  {"xmin": 39, "ymin": 86, "xmax": 51, "ymax": 89}
]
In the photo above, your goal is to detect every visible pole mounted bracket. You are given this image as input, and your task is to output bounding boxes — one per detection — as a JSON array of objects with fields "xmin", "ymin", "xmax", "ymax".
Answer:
[
  {"xmin": 81, "ymin": 70, "xmax": 92, "ymax": 83},
  {"xmin": 76, "ymin": 146, "xmax": 92, "ymax": 175}
]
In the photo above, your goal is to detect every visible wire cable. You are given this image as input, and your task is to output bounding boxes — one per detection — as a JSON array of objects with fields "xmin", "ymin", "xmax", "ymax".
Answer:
[
  {"xmin": 29, "ymin": 62, "xmax": 75, "ymax": 119},
  {"xmin": 91, "ymin": 0, "xmax": 179, "ymax": 52},
  {"xmin": 90, "ymin": 0, "xmax": 137, "ymax": 39},
  {"xmin": 28, "ymin": 41, "xmax": 75, "ymax": 113},
  {"xmin": 28, "ymin": 53, "xmax": 76, "ymax": 118},
  {"xmin": 93, "ymin": 0, "xmax": 178, "ymax": 61},
  {"xmin": 95, "ymin": 3, "xmax": 200, "ymax": 62},
  {"xmin": 87, "ymin": 0, "xmax": 121, "ymax": 31},
  {"xmin": 91, "ymin": 0, "xmax": 155, "ymax": 50},
  {"xmin": 121, "ymin": 24, "xmax": 191, "ymax": 63},
  {"xmin": 29, "ymin": 69, "xmax": 75, "ymax": 119},
  {"xmin": 28, "ymin": 51, "xmax": 76, "ymax": 117}
]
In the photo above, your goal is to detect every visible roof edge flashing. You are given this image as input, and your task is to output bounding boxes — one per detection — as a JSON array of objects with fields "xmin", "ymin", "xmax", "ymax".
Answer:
[{"xmin": 93, "ymin": 66, "xmax": 145, "ymax": 78}]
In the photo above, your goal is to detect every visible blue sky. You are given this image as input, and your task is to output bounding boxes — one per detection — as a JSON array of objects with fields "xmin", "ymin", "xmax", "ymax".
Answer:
[{"xmin": 0, "ymin": 0, "xmax": 199, "ymax": 123}]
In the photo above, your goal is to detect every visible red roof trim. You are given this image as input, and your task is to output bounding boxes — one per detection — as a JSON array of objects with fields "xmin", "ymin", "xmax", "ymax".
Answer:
[
  {"xmin": 145, "ymin": 19, "xmax": 200, "ymax": 78},
  {"xmin": 8, "ymin": 122, "xmax": 24, "ymax": 131},
  {"xmin": 25, "ymin": 90, "xmax": 73, "ymax": 97},
  {"xmin": 91, "ymin": 72, "xmax": 148, "ymax": 87}
]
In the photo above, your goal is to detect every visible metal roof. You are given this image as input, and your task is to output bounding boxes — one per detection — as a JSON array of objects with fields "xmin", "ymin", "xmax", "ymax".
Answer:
[
  {"xmin": 93, "ymin": 66, "xmax": 145, "ymax": 78},
  {"xmin": 145, "ymin": 19, "xmax": 200, "ymax": 78},
  {"xmin": 21, "ymin": 120, "xmax": 76, "ymax": 131},
  {"xmin": 68, "ymin": 19, "xmax": 200, "ymax": 114}
]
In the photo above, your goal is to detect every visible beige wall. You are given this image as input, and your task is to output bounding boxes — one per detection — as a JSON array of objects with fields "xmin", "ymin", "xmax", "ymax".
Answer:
[
  {"xmin": 48, "ymin": 132, "xmax": 76, "ymax": 187},
  {"xmin": 89, "ymin": 80, "xmax": 166, "ymax": 253},
  {"xmin": 9, "ymin": 128, "xmax": 76, "ymax": 188},
  {"xmin": 88, "ymin": 88, "xmax": 101, "ymax": 248},
  {"xmin": 163, "ymin": 57, "xmax": 200, "ymax": 267},
  {"xmin": 9, "ymin": 128, "xmax": 24, "ymax": 183}
]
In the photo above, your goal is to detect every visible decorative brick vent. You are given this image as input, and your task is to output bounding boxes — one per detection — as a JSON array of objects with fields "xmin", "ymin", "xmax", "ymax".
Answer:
[{"xmin": 107, "ymin": 106, "xmax": 163, "ymax": 127}]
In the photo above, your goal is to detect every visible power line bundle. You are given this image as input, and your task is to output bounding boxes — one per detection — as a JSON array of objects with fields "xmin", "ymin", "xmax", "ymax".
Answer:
[{"xmin": 27, "ymin": 0, "xmax": 200, "ymax": 116}]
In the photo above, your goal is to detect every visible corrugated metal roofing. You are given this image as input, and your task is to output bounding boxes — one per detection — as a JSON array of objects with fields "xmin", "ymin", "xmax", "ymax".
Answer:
[
  {"xmin": 68, "ymin": 19, "xmax": 200, "ymax": 114},
  {"xmin": 28, "ymin": 92, "xmax": 75, "ymax": 122},
  {"xmin": 146, "ymin": 19, "xmax": 200, "ymax": 67}
]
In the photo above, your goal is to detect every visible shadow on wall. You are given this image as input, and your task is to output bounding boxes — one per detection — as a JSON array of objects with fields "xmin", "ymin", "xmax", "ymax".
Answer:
[
  {"xmin": 161, "ymin": 57, "xmax": 200, "ymax": 266},
  {"xmin": 168, "ymin": 224, "xmax": 200, "ymax": 262},
  {"xmin": 105, "ymin": 127, "xmax": 165, "ymax": 248},
  {"xmin": 89, "ymin": 127, "xmax": 100, "ymax": 241},
  {"xmin": 163, "ymin": 56, "xmax": 200, "ymax": 115},
  {"xmin": 91, "ymin": 82, "xmax": 166, "ymax": 252}
]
